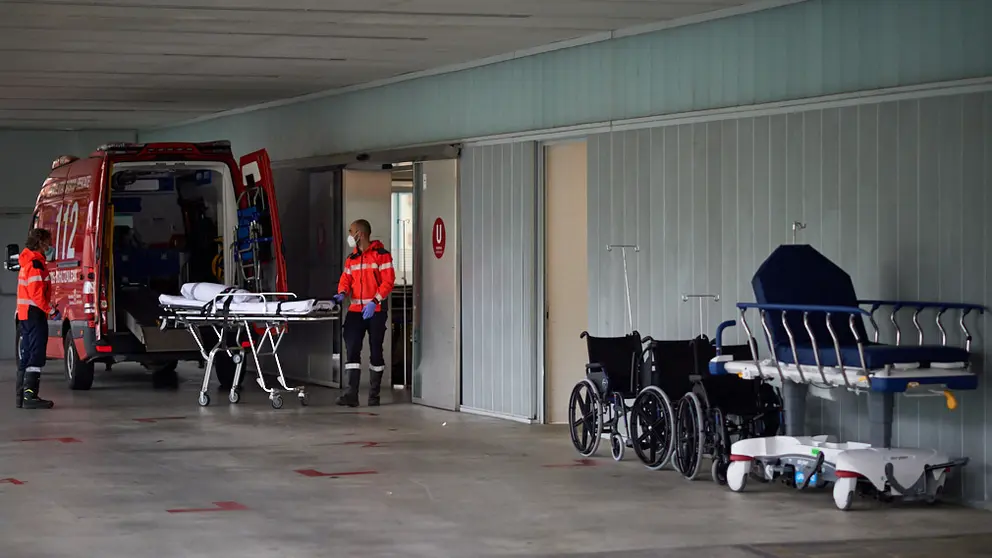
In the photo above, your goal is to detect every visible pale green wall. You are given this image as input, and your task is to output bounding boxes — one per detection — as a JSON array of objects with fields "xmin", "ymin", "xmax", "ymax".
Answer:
[{"xmin": 142, "ymin": 0, "xmax": 992, "ymax": 161}]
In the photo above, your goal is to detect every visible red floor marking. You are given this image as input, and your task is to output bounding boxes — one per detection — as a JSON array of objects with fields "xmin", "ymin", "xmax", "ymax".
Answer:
[
  {"xmin": 0, "ymin": 478, "xmax": 25, "ymax": 485},
  {"xmin": 295, "ymin": 469, "xmax": 379, "ymax": 478},
  {"xmin": 166, "ymin": 501, "xmax": 248, "ymax": 514},
  {"xmin": 15, "ymin": 437, "xmax": 81, "ymax": 444},
  {"xmin": 338, "ymin": 411, "xmax": 379, "ymax": 416},
  {"xmin": 337, "ymin": 441, "xmax": 381, "ymax": 448},
  {"xmin": 133, "ymin": 416, "xmax": 187, "ymax": 423},
  {"xmin": 542, "ymin": 458, "xmax": 598, "ymax": 468}
]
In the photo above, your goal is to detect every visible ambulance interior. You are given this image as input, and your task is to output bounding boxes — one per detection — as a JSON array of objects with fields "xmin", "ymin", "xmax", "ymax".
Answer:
[{"xmin": 106, "ymin": 163, "xmax": 241, "ymax": 345}]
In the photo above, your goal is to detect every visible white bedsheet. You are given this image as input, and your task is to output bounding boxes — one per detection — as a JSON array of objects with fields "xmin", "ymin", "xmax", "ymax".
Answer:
[
  {"xmin": 158, "ymin": 294, "xmax": 332, "ymax": 315},
  {"xmin": 181, "ymin": 282, "xmax": 253, "ymax": 304}
]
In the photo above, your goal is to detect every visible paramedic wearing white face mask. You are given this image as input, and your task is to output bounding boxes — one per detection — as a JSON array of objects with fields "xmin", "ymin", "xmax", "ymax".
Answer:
[{"xmin": 332, "ymin": 219, "xmax": 395, "ymax": 407}]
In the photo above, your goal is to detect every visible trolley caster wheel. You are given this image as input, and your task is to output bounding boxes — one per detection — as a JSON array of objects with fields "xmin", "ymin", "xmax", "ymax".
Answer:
[
  {"xmin": 232, "ymin": 354, "xmax": 242, "ymax": 365},
  {"xmin": 726, "ymin": 461, "xmax": 749, "ymax": 492},
  {"xmin": 298, "ymin": 392, "xmax": 309, "ymax": 407},
  {"xmin": 228, "ymin": 390, "xmax": 241, "ymax": 404},
  {"xmin": 198, "ymin": 392, "xmax": 210, "ymax": 407},
  {"xmin": 926, "ymin": 485, "xmax": 943, "ymax": 506},
  {"xmin": 610, "ymin": 433, "xmax": 625, "ymax": 462},
  {"xmin": 270, "ymin": 395, "xmax": 284, "ymax": 409},
  {"xmin": 711, "ymin": 458, "xmax": 729, "ymax": 486},
  {"xmin": 833, "ymin": 477, "xmax": 856, "ymax": 511}
]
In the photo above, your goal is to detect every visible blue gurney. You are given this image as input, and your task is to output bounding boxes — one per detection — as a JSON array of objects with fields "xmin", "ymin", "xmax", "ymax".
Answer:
[{"xmin": 711, "ymin": 244, "xmax": 983, "ymax": 510}]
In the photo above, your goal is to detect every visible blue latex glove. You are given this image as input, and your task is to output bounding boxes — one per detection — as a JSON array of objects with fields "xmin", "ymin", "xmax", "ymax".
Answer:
[
  {"xmin": 362, "ymin": 301, "xmax": 377, "ymax": 320},
  {"xmin": 49, "ymin": 309, "xmax": 62, "ymax": 322},
  {"xmin": 331, "ymin": 293, "xmax": 345, "ymax": 305}
]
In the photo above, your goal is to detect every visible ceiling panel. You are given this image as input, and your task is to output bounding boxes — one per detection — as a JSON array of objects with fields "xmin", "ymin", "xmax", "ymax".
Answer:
[{"xmin": 0, "ymin": 0, "xmax": 752, "ymax": 129}]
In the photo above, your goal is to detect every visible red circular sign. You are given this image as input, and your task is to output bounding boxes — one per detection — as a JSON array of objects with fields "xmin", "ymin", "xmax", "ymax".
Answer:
[{"xmin": 432, "ymin": 217, "xmax": 446, "ymax": 259}]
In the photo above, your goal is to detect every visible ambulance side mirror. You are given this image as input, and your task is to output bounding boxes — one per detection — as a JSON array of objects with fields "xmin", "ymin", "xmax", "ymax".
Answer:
[{"xmin": 5, "ymin": 244, "xmax": 19, "ymax": 272}]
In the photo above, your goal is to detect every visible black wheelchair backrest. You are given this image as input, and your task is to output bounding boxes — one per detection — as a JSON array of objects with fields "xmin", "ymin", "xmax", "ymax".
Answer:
[
  {"xmin": 647, "ymin": 336, "xmax": 715, "ymax": 396},
  {"xmin": 583, "ymin": 331, "xmax": 643, "ymax": 396}
]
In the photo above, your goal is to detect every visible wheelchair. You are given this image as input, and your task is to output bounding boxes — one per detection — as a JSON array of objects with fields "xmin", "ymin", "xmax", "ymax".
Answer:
[
  {"xmin": 651, "ymin": 323, "xmax": 783, "ymax": 482},
  {"xmin": 568, "ymin": 331, "xmax": 674, "ymax": 463}
]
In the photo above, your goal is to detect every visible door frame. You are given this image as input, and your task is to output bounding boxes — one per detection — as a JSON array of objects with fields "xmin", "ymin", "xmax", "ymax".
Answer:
[{"xmin": 538, "ymin": 137, "xmax": 589, "ymax": 425}]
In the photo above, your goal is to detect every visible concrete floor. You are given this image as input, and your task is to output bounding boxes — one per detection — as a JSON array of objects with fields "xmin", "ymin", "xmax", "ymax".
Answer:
[{"xmin": 1, "ymin": 362, "xmax": 991, "ymax": 558}]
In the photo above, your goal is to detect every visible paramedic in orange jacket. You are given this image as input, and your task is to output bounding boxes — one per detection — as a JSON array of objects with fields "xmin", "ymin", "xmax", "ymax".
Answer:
[
  {"xmin": 332, "ymin": 219, "xmax": 395, "ymax": 407},
  {"xmin": 16, "ymin": 228, "xmax": 60, "ymax": 409}
]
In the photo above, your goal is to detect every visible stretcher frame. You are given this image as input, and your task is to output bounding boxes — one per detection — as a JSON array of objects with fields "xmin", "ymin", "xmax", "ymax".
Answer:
[{"xmin": 158, "ymin": 292, "xmax": 340, "ymax": 409}]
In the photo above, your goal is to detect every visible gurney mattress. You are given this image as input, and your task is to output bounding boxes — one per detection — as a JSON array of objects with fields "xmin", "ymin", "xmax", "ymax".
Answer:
[{"xmin": 158, "ymin": 294, "xmax": 331, "ymax": 315}]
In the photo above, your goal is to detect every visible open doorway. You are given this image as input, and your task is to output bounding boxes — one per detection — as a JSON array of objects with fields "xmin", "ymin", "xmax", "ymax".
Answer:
[{"xmin": 389, "ymin": 163, "xmax": 415, "ymax": 391}]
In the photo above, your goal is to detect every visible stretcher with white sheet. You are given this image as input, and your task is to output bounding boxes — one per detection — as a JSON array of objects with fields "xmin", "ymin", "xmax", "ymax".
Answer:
[
  {"xmin": 706, "ymin": 244, "xmax": 984, "ymax": 510},
  {"xmin": 158, "ymin": 282, "xmax": 340, "ymax": 409}
]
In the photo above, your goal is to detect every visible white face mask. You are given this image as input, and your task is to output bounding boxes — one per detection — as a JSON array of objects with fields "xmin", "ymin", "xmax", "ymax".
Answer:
[{"xmin": 346, "ymin": 234, "xmax": 357, "ymax": 248}]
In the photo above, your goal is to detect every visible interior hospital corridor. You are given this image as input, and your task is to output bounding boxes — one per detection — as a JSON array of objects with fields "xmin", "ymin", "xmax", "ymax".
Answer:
[{"xmin": 2, "ymin": 0, "xmax": 992, "ymax": 557}]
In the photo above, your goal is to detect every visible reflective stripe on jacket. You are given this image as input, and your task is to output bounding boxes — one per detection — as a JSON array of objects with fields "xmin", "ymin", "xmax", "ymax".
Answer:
[
  {"xmin": 337, "ymin": 240, "xmax": 395, "ymax": 313},
  {"xmin": 17, "ymin": 248, "xmax": 52, "ymax": 320}
]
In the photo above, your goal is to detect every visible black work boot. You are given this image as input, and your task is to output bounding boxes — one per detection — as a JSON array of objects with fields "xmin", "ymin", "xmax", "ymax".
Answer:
[
  {"xmin": 368, "ymin": 368, "xmax": 384, "ymax": 407},
  {"xmin": 335, "ymin": 369, "xmax": 361, "ymax": 408},
  {"xmin": 15, "ymin": 369, "xmax": 25, "ymax": 409},
  {"xmin": 21, "ymin": 371, "xmax": 54, "ymax": 410}
]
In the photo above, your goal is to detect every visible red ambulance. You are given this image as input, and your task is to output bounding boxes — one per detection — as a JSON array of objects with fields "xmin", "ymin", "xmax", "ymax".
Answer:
[{"xmin": 5, "ymin": 141, "xmax": 287, "ymax": 391}]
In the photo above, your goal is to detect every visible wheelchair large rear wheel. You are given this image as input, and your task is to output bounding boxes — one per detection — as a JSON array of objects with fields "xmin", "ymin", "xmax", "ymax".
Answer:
[
  {"xmin": 630, "ymin": 386, "xmax": 675, "ymax": 470},
  {"xmin": 674, "ymin": 392, "xmax": 705, "ymax": 481},
  {"xmin": 568, "ymin": 379, "xmax": 604, "ymax": 457}
]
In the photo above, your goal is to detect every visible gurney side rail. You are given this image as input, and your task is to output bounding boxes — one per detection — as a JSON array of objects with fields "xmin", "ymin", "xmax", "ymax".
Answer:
[{"xmin": 859, "ymin": 300, "xmax": 987, "ymax": 351}]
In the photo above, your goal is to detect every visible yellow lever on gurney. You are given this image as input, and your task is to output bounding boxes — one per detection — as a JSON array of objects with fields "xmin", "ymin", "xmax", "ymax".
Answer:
[{"xmin": 943, "ymin": 390, "xmax": 957, "ymax": 410}]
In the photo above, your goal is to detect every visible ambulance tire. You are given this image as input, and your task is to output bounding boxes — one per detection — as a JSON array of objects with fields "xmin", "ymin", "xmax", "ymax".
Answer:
[{"xmin": 64, "ymin": 334, "xmax": 95, "ymax": 391}]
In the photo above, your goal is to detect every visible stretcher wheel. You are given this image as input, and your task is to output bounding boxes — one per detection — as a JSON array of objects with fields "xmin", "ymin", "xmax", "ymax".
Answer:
[
  {"xmin": 568, "ymin": 379, "xmax": 604, "ymax": 457},
  {"xmin": 270, "ymin": 395, "xmax": 284, "ymax": 409},
  {"xmin": 674, "ymin": 392, "xmax": 704, "ymax": 481},
  {"xmin": 298, "ymin": 392, "xmax": 309, "ymax": 407},
  {"xmin": 610, "ymin": 433, "xmax": 625, "ymax": 461},
  {"xmin": 228, "ymin": 390, "xmax": 240, "ymax": 404},
  {"xmin": 629, "ymin": 386, "xmax": 674, "ymax": 471},
  {"xmin": 726, "ymin": 460, "xmax": 749, "ymax": 492},
  {"xmin": 833, "ymin": 477, "xmax": 856, "ymax": 511},
  {"xmin": 198, "ymin": 392, "xmax": 210, "ymax": 407}
]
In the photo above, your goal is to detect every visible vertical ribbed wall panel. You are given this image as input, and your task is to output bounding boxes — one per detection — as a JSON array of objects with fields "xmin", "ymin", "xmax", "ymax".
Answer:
[
  {"xmin": 142, "ymin": 0, "xmax": 992, "ymax": 161},
  {"xmin": 587, "ymin": 92, "xmax": 992, "ymax": 505},
  {"xmin": 460, "ymin": 143, "xmax": 538, "ymax": 419}
]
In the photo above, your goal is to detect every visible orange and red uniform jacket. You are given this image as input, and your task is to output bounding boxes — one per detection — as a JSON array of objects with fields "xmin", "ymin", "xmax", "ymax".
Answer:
[
  {"xmin": 336, "ymin": 240, "xmax": 395, "ymax": 313},
  {"xmin": 16, "ymin": 248, "xmax": 52, "ymax": 320}
]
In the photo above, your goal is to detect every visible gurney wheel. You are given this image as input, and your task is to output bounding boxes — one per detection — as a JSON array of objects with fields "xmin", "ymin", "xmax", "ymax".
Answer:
[
  {"xmin": 228, "ymin": 390, "xmax": 240, "ymax": 404},
  {"xmin": 198, "ymin": 393, "xmax": 210, "ymax": 407},
  {"xmin": 610, "ymin": 433, "xmax": 625, "ymax": 461},
  {"xmin": 833, "ymin": 477, "xmax": 856, "ymax": 511},
  {"xmin": 298, "ymin": 392, "xmax": 309, "ymax": 407},
  {"xmin": 674, "ymin": 392, "xmax": 704, "ymax": 481},
  {"xmin": 568, "ymin": 379, "xmax": 604, "ymax": 457},
  {"xmin": 630, "ymin": 386, "xmax": 674, "ymax": 471},
  {"xmin": 726, "ymin": 460, "xmax": 749, "ymax": 492},
  {"xmin": 270, "ymin": 395, "xmax": 284, "ymax": 410}
]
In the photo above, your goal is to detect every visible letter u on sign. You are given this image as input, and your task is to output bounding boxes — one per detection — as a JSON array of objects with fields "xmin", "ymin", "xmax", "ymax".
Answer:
[{"xmin": 432, "ymin": 218, "xmax": 446, "ymax": 259}]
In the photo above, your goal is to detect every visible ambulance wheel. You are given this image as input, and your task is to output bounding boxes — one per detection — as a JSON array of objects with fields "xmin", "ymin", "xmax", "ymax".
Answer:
[
  {"xmin": 64, "ymin": 334, "xmax": 94, "ymax": 391},
  {"xmin": 833, "ymin": 477, "xmax": 856, "ymax": 511},
  {"xmin": 215, "ymin": 353, "xmax": 238, "ymax": 392},
  {"xmin": 148, "ymin": 361, "xmax": 179, "ymax": 389}
]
